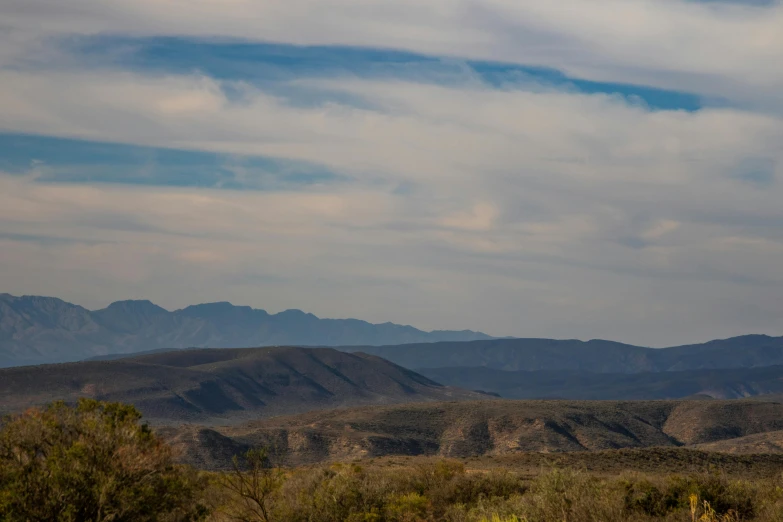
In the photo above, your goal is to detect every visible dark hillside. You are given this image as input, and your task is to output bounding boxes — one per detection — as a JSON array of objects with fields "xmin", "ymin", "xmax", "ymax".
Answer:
[{"xmin": 0, "ymin": 346, "xmax": 486, "ymax": 422}]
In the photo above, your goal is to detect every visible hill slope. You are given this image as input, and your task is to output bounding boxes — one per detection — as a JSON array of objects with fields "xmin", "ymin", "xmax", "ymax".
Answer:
[
  {"xmin": 694, "ymin": 431, "xmax": 783, "ymax": 454},
  {"xmin": 159, "ymin": 398, "xmax": 783, "ymax": 468},
  {"xmin": 0, "ymin": 294, "xmax": 490, "ymax": 366},
  {"xmin": 0, "ymin": 346, "xmax": 487, "ymax": 422},
  {"xmin": 418, "ymin": 365, "xmax": 783, "ymax": 400}
]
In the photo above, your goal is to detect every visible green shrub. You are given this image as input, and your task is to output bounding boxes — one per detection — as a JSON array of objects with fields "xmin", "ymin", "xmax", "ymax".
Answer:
[
  {"xmin": 0, "ymin": 399, "xmax": 208, "ymax": 522},
  {"xmin": 386, "ymin": 492, "xmax": 431, "ymax": 521}
]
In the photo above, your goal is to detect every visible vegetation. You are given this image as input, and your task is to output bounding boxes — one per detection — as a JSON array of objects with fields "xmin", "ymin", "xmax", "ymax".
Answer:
[
  {"xmin": 5, "ymin": 400, "xmax": 783, "ymax": 521},
  {"xmin": 0, "ymin": 399, "xmax": 208, "ymax": 521},
  {"xmin": 204, "ymin": 456, "xmax": 783, "ymax": 522},
  {"xmin": 216, "ymin": 448, "xmax": 284, "ymax": 522}
]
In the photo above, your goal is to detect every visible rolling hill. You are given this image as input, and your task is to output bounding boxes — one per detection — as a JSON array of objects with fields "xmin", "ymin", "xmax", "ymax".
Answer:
[
  {"xmin": 0, "ymin": 293, "xmax": 490, "ymax": 367},
  {"xmin": 0, "ymin": 346, "xmax": 488, "ymax": 423}
]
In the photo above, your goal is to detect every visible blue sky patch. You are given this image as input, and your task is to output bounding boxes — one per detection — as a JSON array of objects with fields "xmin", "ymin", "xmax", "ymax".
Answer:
[
  {"xmin": 0, "ymin": 133, "xmax": 343, "ymax": 190},
  {"xmin": 734, "ymin": 157, "xmax": 777, "ymax": 187},
  {"xmin": 63, "ymin": 36, "xmax": 706, "ymax": 112}
]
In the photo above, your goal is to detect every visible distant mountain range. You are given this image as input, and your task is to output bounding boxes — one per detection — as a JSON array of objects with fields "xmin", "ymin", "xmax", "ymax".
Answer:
[
  {"xmin": 0, "ymin": 294, "xmax": 491, "ymax": 367},
  {"xmin": 343, "ymin": 335, "xmax": 783, "ymax": 373},
  {"xmin": 342, "ymin": 337, "xmax": 783, "ymax": 399},
  {"xmin": 418, "ymin": 365, "xmax": 783, "ymax": 400}
]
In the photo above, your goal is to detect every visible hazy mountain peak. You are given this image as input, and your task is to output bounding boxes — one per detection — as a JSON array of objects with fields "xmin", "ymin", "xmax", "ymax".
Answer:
[
  {"xmin": 16, "ymin": 294, "xmax": 86, "ymax": 309},
  {"xmin": 91, "ymin": 299, "xmax": 170, "ymax": 335},
  {"xmin": 724, "ymin": 334, "xmax": 773, "ymax": 342},
  {"xmin": 178, "ymin": 301, "xmax": 262, "ymax": 316},
  {"xmin": 276, "ymin": 309, "xmax": 315, "ymax": 318},
  {"xmin": 181, "ymin": 301, "xmax": 237, "ymax": 311},
  {"xmin": 102, "ymin": 299, "xmax": 168, "ymax": 314}
]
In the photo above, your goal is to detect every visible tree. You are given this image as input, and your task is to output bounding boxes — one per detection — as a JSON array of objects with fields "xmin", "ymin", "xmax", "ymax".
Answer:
[
  {"xmin": 0, "ymin": 399, "xmax": 208, "ymax": 522},
  {"xmin": 218, "ymin": 448, "xmax": 285, "ymax": 522}
]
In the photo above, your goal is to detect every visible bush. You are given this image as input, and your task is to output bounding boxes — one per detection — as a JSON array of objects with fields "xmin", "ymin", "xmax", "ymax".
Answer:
[
  {"xmin": 386, "ymin": 492, "xmax": 431, "ymax": 522},
  {"xmin": 517, "ymin": 468, "xmax": 625, "ymax": 522},
  {"xmin": 0, "ymin": 399, "xmax": 208, "ymax": 522},
  {"xmin": 270, "ymin": 462, "xmax": 397, "ymax": 522},
  {"xmin": 622, "ymin": 473, "xmax": 755, "ymax": 519}
]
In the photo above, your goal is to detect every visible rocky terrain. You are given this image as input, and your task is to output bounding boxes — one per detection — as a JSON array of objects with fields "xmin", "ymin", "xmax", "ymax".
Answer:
[{"xmin": 158, "ymin": 397, "xmax": 783, "ymax": 469}]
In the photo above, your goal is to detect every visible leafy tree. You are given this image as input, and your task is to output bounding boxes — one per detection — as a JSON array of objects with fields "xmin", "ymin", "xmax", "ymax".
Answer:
[{"xmin": 0, "ymin": 399, "xmax": 208, "ymax": 522}]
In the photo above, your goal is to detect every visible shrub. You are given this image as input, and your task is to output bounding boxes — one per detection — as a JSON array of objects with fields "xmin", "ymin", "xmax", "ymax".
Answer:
[
  {"xmin": 622, "ymin": 473, "xmax": 754, "ymax": 520},
  {"xmin": 270, "ymin": 462, "xmax": 396, "ymax": 522},
  {"xmin": 0, "ymin": 399, "xmax": 208, "ymax": 522},
  {"xmin": 386, "ymin": 492, "xmax": 431, "ymax": 522},
  {"xmin": 478, "ymin": 516, "xmax": 525, "ymax": 522},
  {"xmin": 622, "ymin": 477, "xmax": 679, "ymax": 517},
  {"xmin": 518, "ymin": 468, "xmax": 625, "ymax": 522}
]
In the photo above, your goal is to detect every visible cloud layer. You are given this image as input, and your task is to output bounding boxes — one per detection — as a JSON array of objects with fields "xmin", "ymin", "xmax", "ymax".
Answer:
[
  {"xmin": 0, "ymin": 0, "xmax": 781, "ymax": 345},
  {"xmin": 3, "ymin": 0, "xmax": 782, "ymax": 107}
]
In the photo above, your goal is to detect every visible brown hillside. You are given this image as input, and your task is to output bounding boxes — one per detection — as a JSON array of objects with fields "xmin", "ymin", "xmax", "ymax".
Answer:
[
  {"xmin": 694, "ymin": 431, "xmax": 783, "ymax": 454},
  {"xmin": 662, "ymin": 400, "xmax": 783, "ymax": 444},
  {"xmin": 162, "ymin": 398, "xmax": 783, "ymax": 469}
]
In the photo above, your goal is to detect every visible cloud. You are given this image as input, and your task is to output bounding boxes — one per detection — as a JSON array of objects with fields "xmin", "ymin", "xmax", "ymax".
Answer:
[
  {"xmin": 734, "ymin": 157, "xmax": 778, "ymax": 187},
  {"xmin": 1, "ymin": 0, "xmax": 781, "ymax": 110}
]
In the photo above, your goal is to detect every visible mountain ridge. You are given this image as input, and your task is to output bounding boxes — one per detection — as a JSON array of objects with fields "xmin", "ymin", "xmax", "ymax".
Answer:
[{"xmin": 0, "ymin": 294, "xmax": 491, "ymax": 367}]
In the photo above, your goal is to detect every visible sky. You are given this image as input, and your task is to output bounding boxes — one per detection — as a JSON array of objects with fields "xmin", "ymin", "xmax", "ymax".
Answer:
[{"xmin": 0, "ymin": 0, "xmax": 782, "ymax": 347}]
